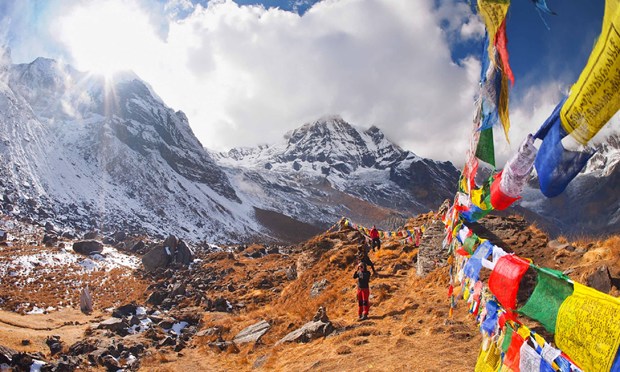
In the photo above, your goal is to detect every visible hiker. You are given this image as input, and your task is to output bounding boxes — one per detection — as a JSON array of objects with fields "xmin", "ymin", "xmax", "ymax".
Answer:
[
  {"xmin": 357, "ymin": 245, "xmax": 377, "ymax": 275},
  {"xmin": 370, "ymin": 225, "xmax": 381, "ymax": 251},
  {"xmin": 353, "ymin": 262, "xmax": 371, "ymax": 320}
]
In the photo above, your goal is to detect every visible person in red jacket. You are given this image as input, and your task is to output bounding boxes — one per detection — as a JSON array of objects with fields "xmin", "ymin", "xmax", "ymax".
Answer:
[
  {"xmin": 353, "ymin": 262, "xmax": 371, "ymax": 320},
  {"xmin": 369, "ymin": 225, "xmax": 381, "ymax": 251}
]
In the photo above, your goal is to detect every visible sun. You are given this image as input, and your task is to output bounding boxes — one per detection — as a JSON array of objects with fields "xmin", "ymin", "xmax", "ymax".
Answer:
[{"xmin": 57, "ymin": 0, "xmax": 160, "ymax": 77}]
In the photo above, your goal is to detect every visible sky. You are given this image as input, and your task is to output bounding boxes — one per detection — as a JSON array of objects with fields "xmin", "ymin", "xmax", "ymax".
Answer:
[{"xmin": 0, "ymin": 0, "xmax": 617, "ymax": 165}]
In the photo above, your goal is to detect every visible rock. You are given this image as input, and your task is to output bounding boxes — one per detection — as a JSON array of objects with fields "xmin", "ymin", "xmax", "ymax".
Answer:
[
  {"xmin": 101, "ymin": 355, "xmax": 120, "ymax": 371},
  {"xmin": 68, "ymin": 340, "xmax": 98, "ymax": 356},
  {"xmin": 213, "ymin": 298, "xmax": 231, "ymax": 312},
  {"xmin": 131, "ymin": 240, "xmax": 145, "ymax": 252},
  {"xmin": 102, "ymin": 237, "xmax": 115, "ymax": 245},
  {"xmin": 142, "ymin": 245, "xmax": 172, "ymax": 272},
  {"xmin": 416, "ymin": 220, "xmax": 448, "ymax": 277},
  {"xmin": 113, "ymin": 231, "xmax": 127, "ymax": 241},
  {"xmin": 45, "ymin": 336, "xmax": 63, "ymax": 355},
  {"xmin": 147, "ymin": 291, "xmax": 166, "ymax": 306},
  {"xmin": 208, "ymin": 341, "xmax": 238, "ymax": 353},
  {"xmin": 80, "ymin": 286, "xmax": 93, "ymax": 315},
  {"xmin": 312, "ymin": 306, "xmax": 329, "ymax": 323},
  {"xmin": 233, "ymin": 320, "xmax": 271, "ymax": 344},
  {"xmin": 253, "ymin": 355, "xmax": 268, "ymax": 369},
  {"xmin": 586, "ymin": 265, "xmax": 613, "ymax": 293},
  {"xmin": 163, "ymin": 235, "xmax": 179, "ymax": 251},
  {"xmin": 276, "ymin": 320, "xmax": 334, "ymax": 345},
  {"xmin": 310, "ymin": 279, "xmax": 329, "ymax": 297},
  {"xmin": 72, "ymin": 240, "xmax": 104, "ymax": 255},
  {"xmin": 158, "ymin": 336, "xmax": 176, "ymax": 347},
  {"xmin": 44, "ymin": 222, "xmax": 56, "ymax": 232},
  {"xmin": 0, "ymin": 345, "xmax": 17, "ymax": 364},
  {"xmin": 97, "ymin": 318, "xmax": 127, "ymax": 333},
  {"xmin": 171, "ymin": 283, "xmax": 186, "ymax": 297},
  {"xmin": 548, "ymin": 240, "xmax": 574, "ymax": 251},
  {"xmin": 11, "ymin": 352, "xmax": 33, "ymax": 370},
  {"xmin": 83, "ymin": 231, "xmax": 99, "ymax": 240},
  {"xmin": 21, "ymin": 339, "xmax": 30, "ymax": 346},
  {"xmin": 175, "ymin": 240, "xmax": 194, "ymax": 265},
  {"xmin": 112, "ymin": 303, "xmax": 137, "ymax": 318},
  {"xmin": 42, "ymin": 233, "xmax": 57, "ymax": 246},
  {"xmin": 286, "ymin": 265, "xmax": 297, "ymax": 280},
  {"xmin": 392, "ymin": 263, "xmax": 407, "ymax": 274},
  {"xmin": 0, "ymin": 230, "xmax": 6, "ymax": 242}
]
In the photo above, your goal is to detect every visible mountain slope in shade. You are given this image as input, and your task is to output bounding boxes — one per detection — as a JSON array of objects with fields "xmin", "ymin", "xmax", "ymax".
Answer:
[
  {"xmin": 1, "ymin": 56, "xmax": 262, "ymax": 242},
  {"xmin": 214, "ymin": 116, "xmax": 460, "ymax": 229}
]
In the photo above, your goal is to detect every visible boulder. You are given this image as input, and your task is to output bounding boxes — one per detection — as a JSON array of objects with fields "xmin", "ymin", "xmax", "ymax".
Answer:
[
  {"xmin": 131, "ymin": 240, "xmax": 145, "ymax": 253},
  {"xmin": 175, "ymin": 240, "xmax": 194, "ymax": 265},
  {"xmin": 0, "ymin": 230, "xmax": 6, "ymax": 242},
  {"xmin": 73, "ymin": 240, "xmax": 104, "ymax": 255},
  {"xmin": 112, "ymin": 303, "xmax": 137, "ymax": 318},
  {"xmin": 83, "ymin": 231, "xmax": 99, "ymax": 240},
  {"xmin": 233, "ymin": 320, "xmax": 271, "ymax": 344},
  {"xmin": 80, "ymin": 286, "xmax": 93, "ymax": 314},
  {"xmin": 44, "ymin": 222, "xmax": 56, "ymax": 232},
  {"xmin": 142, "ymin": 245, "xmax": 172, "ymax": 272},
  {"xmin": 276, "ymin": 320, "xmax": 333, "ymax": 345},
  {"xmin": 586, "ymin": 265, "xmax": 613, "ymax": 293},
  {"xmin": 45, "ymin": 336, "xmax": 63, "ymax": 355},
  {"xmin": 113, "ymin": 231, "xmax": 127, "ymax": 241},
  {"xmin": 163, "ymin": 235, "xmax": 179, "ymax": 251}
]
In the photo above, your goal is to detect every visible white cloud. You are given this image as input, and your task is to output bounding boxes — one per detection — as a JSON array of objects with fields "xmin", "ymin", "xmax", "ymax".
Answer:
[{"xmin": 8, "ymin": 0, "xmax": 490, "ymax": 164}]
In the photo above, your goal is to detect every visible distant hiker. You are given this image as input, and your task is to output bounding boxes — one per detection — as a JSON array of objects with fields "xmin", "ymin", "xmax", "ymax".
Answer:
[
  {"xmin": 357, "ymin": 245, "xmax": 377, "ymax": 275},
  {"xmin": 370, "ymin": 225, "xmax": 381, "ymax": 251},
  {"xmin": 353, "ymin": 262, "xmax": 371, "ymax": 320}
]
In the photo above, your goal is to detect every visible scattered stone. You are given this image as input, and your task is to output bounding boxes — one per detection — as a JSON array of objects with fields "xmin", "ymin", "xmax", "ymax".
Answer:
[
  {"xmin": 158, "ymin": 336, "xmax": 176, "ymax": 348},
  {"xmin": 112, "ymin": 303, "xmax": 137, "ymax": 318},
  {"xmin": 0, "ymin": 345, "xmax": 17, "ymax": 364},
  {"xmin": 233, "ymin": 320, "xmax": 271, "ymax": 344},
  {"xmin": 44, "ymin": 222, "xmax": 56, "ymax": 232},
  {"xmin": 97, "ymin": 318, "xmax": 127, "ymax": 333},
  {"xmin": 147, "ymin": 291, "xmax": 166, "ymax": 306},
  {"xmin": 586, "ymin": 265, "xmax": 613, "ymax": 293},
  {"xmin": 310, "ymin": 279, "xmax": 329, "ymax": 297},
  {"xmin": 213, "ymin": 298, "xmax": 231, "ymax": 312},
  {"xmin": 72, "ymin": 240, "xmax": 104, "ymax": 255},
  {"xmin": 11, "ymin": 352, "xmax": 33, "ymax": 370},
  {"xmin": 45, "ymin": 336, "xmax": 63, "ymax": 356},
  {"xmin": 68, "ymin": 340, "xmax": 98, "ymax": 356},
  {"xmin": 131, "ymin": 240, "xmax": 145, "ymax": 253},
  {"xmin": 101, "ymin": 355, "xmax": 121, "ymax": 371},
  {"xmin": 113, "ymin": 231, "xmax": 127, "ymax": 242},
  {"xmin": 21, "ymin": 340, "xmax": 30, "ymax": 346}
]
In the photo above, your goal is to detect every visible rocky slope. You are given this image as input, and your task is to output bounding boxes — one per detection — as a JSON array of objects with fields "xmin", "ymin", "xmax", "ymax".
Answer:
[
  {"xmin": 0, "ymin": 210, "xmax": 617, "ymax": 371},
  {"xmin": 214, "ymin": 116, "xmax": 460, "ymax": 230}
]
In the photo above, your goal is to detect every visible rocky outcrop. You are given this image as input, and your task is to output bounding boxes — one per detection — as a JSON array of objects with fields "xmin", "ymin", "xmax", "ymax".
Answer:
[
  {"xmin": 72, "ymin": 240, "xmax": 104, "ymax": 255},
  {"xmin": 142, "ymin": 235, "xmax": 194, "ymax": 272},
  {"xmin": 416, "ymin": 219, "xmax": 448, "ymax": 277},
  {"xmin": 233, "ymin": 320, "xmax": 271, "ymax": 344}
]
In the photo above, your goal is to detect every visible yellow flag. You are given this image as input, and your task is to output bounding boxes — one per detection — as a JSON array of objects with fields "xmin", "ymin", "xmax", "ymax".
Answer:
[
  {"xmin": 477, "ymin": 0, "xmax": 510, "ymax": 61},
  {"xmin": 499, "ymin": 73, "xmax": 511, "ymax": 142},
  {"xmin": 560, "ymin": 0, "xmax": 620, "ymax": 144},
  {"xmin": 555, "ymin": 282, "xmax": 620, "ymax": 372}
]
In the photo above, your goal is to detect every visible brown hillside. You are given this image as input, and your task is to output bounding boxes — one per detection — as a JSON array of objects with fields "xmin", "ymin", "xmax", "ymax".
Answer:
[{"xmin": 0, "ymin": 213, "xmax": 618, "ymax": 371}]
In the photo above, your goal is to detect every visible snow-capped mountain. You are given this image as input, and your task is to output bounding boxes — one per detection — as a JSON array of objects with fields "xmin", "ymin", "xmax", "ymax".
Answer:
[
  {"xmin": 0, "ymin": 55, "xmax": 260, "ymax": 242},
  {"xmin": 214, "ymin": 116, "xmax": 460, "ymax": 232},
  {"xmin": 1, "ymin": 55, "xmax": 460, "ymax": 243},
  {"xmin": 519, "ymin": 134, "xmax": 620, "ymax": 236}
]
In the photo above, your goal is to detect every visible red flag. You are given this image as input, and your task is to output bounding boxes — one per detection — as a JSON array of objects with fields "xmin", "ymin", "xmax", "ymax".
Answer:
[{"xmin": 495, "ymin": 20, "xmax": 515, "ymax": 86}]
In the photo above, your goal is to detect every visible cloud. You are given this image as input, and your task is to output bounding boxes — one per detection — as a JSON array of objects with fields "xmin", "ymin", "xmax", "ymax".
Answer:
[
  {"xmin": 7, "ymin": 0, "xmax": 519, "ymax": 165},
  {"xmin": 147, "ymin": 0, "xmax": 480, "ymax": 164}
]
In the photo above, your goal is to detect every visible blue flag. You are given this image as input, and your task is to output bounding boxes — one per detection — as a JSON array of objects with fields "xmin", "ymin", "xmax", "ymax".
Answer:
[{"xmin": 533, "ymin": 99, "xmax": 595, "ymax": 198}]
